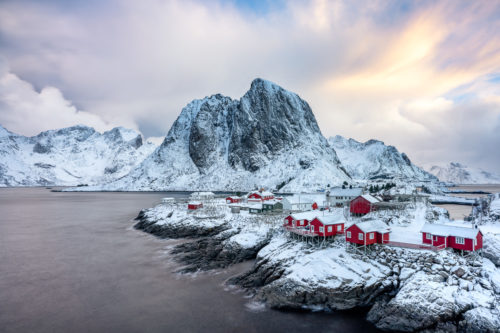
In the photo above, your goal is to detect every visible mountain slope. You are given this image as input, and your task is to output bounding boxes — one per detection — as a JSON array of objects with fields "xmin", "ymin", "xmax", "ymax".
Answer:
[
  {"xmin": 0, "ymin": 125, "xmax": 156, "ymax": 186},
  {"xmin": 98, "ymin": 79, "xmax": 351, "ymax": 191},
  {"xmin": 426, "ymin": 162, "xmax": 500, "ymax": 184},
  {"xmin": 329, "ymin": 135, "xmax": 436, "ymax": 181}
]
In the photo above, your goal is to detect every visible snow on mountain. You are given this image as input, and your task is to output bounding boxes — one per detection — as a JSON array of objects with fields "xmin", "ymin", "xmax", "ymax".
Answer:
[
  {"xmin": 96, "ymin": 78, "xmax": 351, "ymax": 191},
  {"xmin": 329, "ymin": 135, "xmax": 436, "ymax": 182},
  {"xmin": 427, "ymin": 162, "xmax": 500, "ymax": 184},
  {"xmin": 0, "ymin": 125, "xmax": 156, "ymax": 186}
]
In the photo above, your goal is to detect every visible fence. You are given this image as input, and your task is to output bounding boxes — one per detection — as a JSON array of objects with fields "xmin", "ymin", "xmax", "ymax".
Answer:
[{"xmin": 386, "ymin": 241, "xmax": 445, "ymax": 252}]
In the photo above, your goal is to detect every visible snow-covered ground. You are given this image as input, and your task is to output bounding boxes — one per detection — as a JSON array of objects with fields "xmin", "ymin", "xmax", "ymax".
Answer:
[{"xmin": 135, "ymin": 193, "xmax": 500, "ymax": 332}]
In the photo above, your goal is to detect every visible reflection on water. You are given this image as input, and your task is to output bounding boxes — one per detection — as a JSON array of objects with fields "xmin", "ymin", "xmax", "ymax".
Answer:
[
  {"xmin": 0, "ymin": 188, "xmax": 378, "ymax": 333},
  {"xmin": 439, "ymin": 184, "xmax": 500, "ymax": 220}
]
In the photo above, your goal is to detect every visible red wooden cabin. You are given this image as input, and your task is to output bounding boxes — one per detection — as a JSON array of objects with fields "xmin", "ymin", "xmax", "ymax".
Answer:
[
  {"xmin": 247, "ymin": 191, "xmax": 275, "ymax": 202},
  {"xmin": 420, "ymin": 223, "xmax": 483, "ymax": 252},
  {"xmin": 345, "ymin": 221, "xmax": 390, "ymax": 246},
  {"xmin": 349, "ymin": 195, "xmax": 380, "ymax": 216},
  {"xmin": 283, "ymin": 211, "xmax": 317, "ymax": 228},
  {"xmin": 187, "ymin": 202, "xmax": 203, "ymax": 210},
  {"xmin": 226, "ymin": 196, "xmax": 241, "ymax": 204},
  {"xmin": 309, "ymin": 215, "xmax": 344, "ymax": 237}
]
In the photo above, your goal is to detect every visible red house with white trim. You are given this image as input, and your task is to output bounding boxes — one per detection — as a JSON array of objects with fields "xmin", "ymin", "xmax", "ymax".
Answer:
[
  {"xmin": 345, "ymin": 221, "xmax": 390, "ymax": 246},
  {"xmin": 226, "ymin": 196, "xmax": 242, "ymax": 204},
  {"xmin": 188, "ymin": 202, "xmax": 203, "ymax": 210},
  {"xmin": 247, "ymin": 191, "xmax": 275, "ymax": 202},
  {"xmin": 350, "ymin": 194, "xmax": 381, "ymax": 216},
  {"xmin": 309, "ymin": 214, "xmax": 345, "ymax": 237},
  {"xmin": 283, "ymin": 211, "xmax": 317, "ymax": 228},
  {"xmin": 420, "ymin": 223, "xmax": 483, "ymax": 252}
]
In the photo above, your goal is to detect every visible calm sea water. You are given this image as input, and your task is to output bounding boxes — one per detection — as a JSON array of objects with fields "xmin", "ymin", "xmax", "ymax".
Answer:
[
  {"xmin": 437, "ymin": 184, "xmax": 500, "ymax": 220},
  {"xmin": 0, "ymin": 188, "xmax": 378, "ymax": 333}
]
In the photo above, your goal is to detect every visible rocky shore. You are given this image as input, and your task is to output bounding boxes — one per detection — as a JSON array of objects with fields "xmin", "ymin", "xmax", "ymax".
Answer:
[{"xmin": 134, "ymin": 201, "xmax": 500, "ymax": 332}]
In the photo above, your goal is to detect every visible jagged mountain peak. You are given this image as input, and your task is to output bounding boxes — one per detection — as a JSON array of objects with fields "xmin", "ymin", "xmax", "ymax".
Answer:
[{"xmin": 100, "ymin": 79, "xmax": 349, "ymax": 191}]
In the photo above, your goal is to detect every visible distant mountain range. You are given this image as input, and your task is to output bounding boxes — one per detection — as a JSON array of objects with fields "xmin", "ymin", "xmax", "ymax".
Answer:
[
  {"xmin": 426, "ymin": 162, "xmax": 500, "ymax": 184},
  {"xmin": 0, "ymin": 125, "xmax": 156, "ymax": 186},
  {"xmin": 1, "ymin": 79, "xmax": 437, "ymax": 190}
]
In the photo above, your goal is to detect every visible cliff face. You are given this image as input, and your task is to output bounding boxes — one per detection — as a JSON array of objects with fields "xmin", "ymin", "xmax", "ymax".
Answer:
[{"xmin": 101, "ymin": 78, "xmax": 350, "ymax": 191}]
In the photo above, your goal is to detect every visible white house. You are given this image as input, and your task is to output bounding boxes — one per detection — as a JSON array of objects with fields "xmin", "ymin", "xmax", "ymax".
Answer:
[{"xmin": 326, "ymin": 187, "xmax": 363, "ymax": 207}]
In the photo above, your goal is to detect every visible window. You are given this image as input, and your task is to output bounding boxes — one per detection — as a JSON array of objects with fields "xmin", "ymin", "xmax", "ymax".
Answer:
[
  {"xmin": 337, "ymin": 225, "xmax": 342, "ymax": 231},
  {"xmin": 311, "ymin": 226, "xmax": 314, "ymax": 232},
  {"xmin": 347, "ymin": 231, "xmax": 351, "ymax": 238},
  {"xmin": 358, "ymin": 233, "xmax": 364, "ymax": 240},
  {"xmin": 456, "ymin": 237, "xmax": 465, "ymax": 245},
  {"xmin": 319, "ymin": 227, "xmax": 324, "ymax": 233},
  {"xmin": 426, "ymin": 233, "xmax": 431, "ymax": 240},
  {"xmin": 474, "ymin": 238, "xmax": 477, "ymax": 246},
  {"xmin": 327, "ymin": 226, "xmax": 332, "ymax": 232},
  {"xmin": 369, "ymin": 233, "xmax": 374, "ymax": 240}
]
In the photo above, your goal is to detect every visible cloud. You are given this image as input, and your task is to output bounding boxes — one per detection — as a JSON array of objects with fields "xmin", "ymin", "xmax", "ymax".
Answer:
[
  {"xmin": 0, "ymin": 60, "xmax": 125, "ymax": 136},
  {"xmin": 0, "ymin": 0, "xmax": 500, "ymax": 171}
]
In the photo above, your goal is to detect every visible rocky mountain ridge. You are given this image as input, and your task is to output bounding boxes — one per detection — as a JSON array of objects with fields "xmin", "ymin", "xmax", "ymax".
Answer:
[
  {"xmin": 0, "ymin": 124, "xmax": 156, "ymax": 186},
  {"xmin": 427, "ymin": 162, "xmax": 500, "ymax": 184}
]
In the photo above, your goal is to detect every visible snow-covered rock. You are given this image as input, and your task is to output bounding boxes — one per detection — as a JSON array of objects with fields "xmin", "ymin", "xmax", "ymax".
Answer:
[
  {"xmin": 329, "ymin": 135, "xmax": 436, "ymax": 182},
  {"xmin": 0, "ymin": 125, "xmax": 156, "ymax": 186},
  {"xmin": 427, "ymin": 162, "xmax": 500, "ymax": 184},
  {"xmin": 94, "ymin": 79, "xmax": 351, "ymax": 191}
]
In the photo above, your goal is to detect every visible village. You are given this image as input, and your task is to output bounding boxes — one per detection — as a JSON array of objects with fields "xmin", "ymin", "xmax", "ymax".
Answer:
[{"xmin": 170, "ymin": 185, "xmax": 486, "ymax": 256}]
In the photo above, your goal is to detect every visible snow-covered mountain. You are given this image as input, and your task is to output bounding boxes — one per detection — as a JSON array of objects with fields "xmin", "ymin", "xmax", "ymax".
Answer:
[
  {"xmin": 426, "ymin": 162, "xmax": 500, "ymax": 184},
  {"xmin": 97, "ymin": 79, "xmax": 352, "ymax": 191},
  {"xmin": 329, "ymin": 135, "xmax": 436, "ymax": 182},
  {"xmin": 0, "ymin": 125, "xmax": 156, "ymax": 186}
]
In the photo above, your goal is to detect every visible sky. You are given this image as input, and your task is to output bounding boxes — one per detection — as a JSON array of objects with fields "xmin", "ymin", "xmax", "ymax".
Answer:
[{"xmin": 0, "ymin": 0, "xmax": 499, "ymax": 172}]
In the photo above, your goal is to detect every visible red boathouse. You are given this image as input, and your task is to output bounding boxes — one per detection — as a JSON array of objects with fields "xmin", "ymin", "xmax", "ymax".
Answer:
[
  {"xmin": 187, "ymin": 201, "xmax": 203, "ymax": 210},
  {"xmin": 345, "ymin": 221, "xmax": 390, "ymax": 246},
  {"xmin": 349, "ymin": 194, "xmax": 381, "ymax": 216},
  {"xmin": 420, "ymin": 223, "xmax": 483, "ymax": 252},
  {"xmin": 226, "ymin": 196, "xmax": 242, "ymax": 204},
  {"xmin": 309, "ymin": 214, "xmax": 345, "ymax": 237},
  {"xmin": 247, "ymin": 191, "xmax": 275, "ymax": 202},
  {"xmin": 283, "ymin": 211, "xmax": 318, "ymax": 228}
]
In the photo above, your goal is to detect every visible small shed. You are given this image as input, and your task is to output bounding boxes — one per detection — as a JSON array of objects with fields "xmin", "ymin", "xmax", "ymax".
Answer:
[
  {"xmin": 248, "ymin": 203, "xmax": 264, "ymax": 214},
  {"xmin": 162, "ymin": 197, "xmax": 175, "ymax": 204},
  {"xmin": 420, "ymin": 223, "xmax": 483, "ymax": 251},
  {"xmin": 226, "ymin": 196, "xmax": 242, "ymax": 204},
  {"xmin": 350, "ymin": 194, "xmax": 381, "ymax": 216},
  {"xmin": 188, "ymin": 201, "xmax": 203, "ymax": 210},
  {"xmin": 263, "ymin": 200, "xmax": 283, "ymax": 212},
  {"xmin": 345, "ymin": 221, "xmax": 390, "ymax": 246}
]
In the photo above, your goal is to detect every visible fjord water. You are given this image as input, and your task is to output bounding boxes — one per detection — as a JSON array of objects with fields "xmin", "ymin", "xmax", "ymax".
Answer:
[{"xmin": 0, "ymin": 188, "xmax": 377, "ymax": 333}]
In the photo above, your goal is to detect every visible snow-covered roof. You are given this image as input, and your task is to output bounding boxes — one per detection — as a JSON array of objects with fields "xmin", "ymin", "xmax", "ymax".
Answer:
[
  {"xmin": 290, "ymin": 211, "xmax": 319, "ymax": 221},
  {"xmin": 263, "ymin": 199, "xmax": 281, "ymax": 205},
  {"xmin": 420, "ymin": 223, "xmax": 481, "ymax": 239},
  {"xmin": 315, "ymin": 212, "xmax": 345, "ymax": 225},
  {"xmin": 284, "ymin": 193, "xmax": 326, "ymax": 205},
  {"xmin": 352, "ymin": 220, "xmax": 390, "ymax": 233},
  {"xmin": 188, "ymin": 201, "xmax": 202, "ymax": 205},
  {"xmin": 247, "ymin": 203, "xmax": 263, "ymax": 209},
  {"xmin": 328, "ymin": 187, "xmax": 363, "ymax": 197},
  {"xmin": 191, "ymin": 191, "xmax": 214, "ymax": 198},
  {"xmin": 248, "ymin": 190, "xmax": 274, "ymax": 197},
  {"xmin": 226, "ymin": 196, "xmax": 241, "ymax": 199},
  {"xmin": 360, "ymin": 194, "xmax": 381, "ymax": 204}
]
